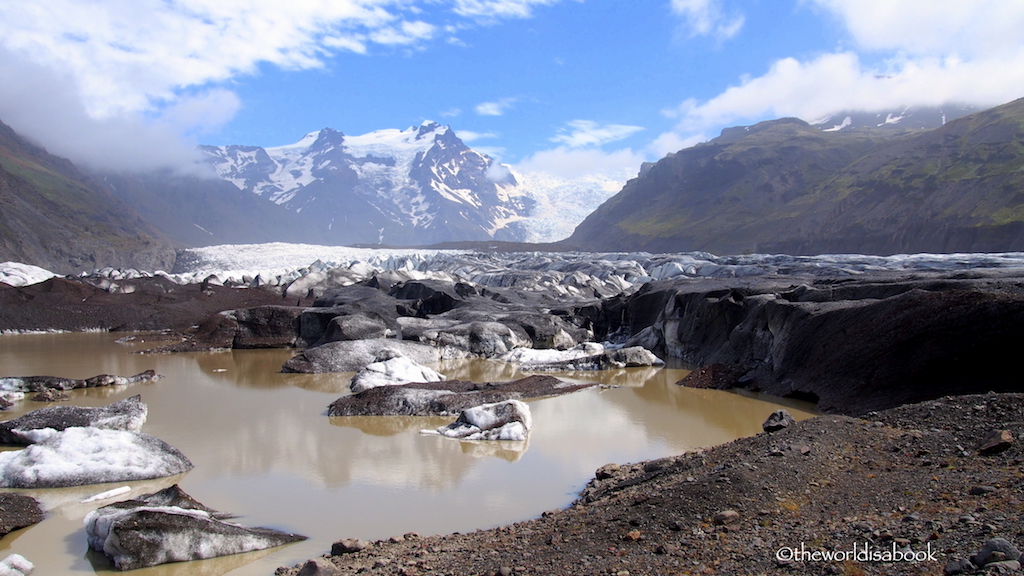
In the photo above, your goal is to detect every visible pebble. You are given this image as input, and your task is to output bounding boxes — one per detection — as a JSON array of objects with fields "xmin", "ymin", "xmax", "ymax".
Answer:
[
  {"xmin": 331, "ymin": 538, "xmax": 368, "ymax": 555},
  {"xmin": 978, "ymin": 430, "xmax": 1014, "ymax": 454},
  {"xmin": 713, "ymin": 510, "xmax": 740, "ymax": 525}
]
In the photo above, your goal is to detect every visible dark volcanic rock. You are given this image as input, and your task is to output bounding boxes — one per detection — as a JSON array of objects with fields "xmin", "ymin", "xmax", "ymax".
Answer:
[
  {"xmin": 0, "ymin": 395, "xmax": 147, "ymax": 444},
  {"xmin": 0, "ymin": 493, "xmax": 44, "ymax": 537},
  {"xmin": 616, "ymin": 271, "xmax": 1024, "ymax": 414},
  {"xmin": 328, "ymin": 375, "xmax": 595, "ymax": 417},
  {"xmin": 0, "ymin": 276, "xmax": 307, "ymax": 334},
  {"xmin": 86, "ymin": 485, "xmax": 306, "ymax": 570}
]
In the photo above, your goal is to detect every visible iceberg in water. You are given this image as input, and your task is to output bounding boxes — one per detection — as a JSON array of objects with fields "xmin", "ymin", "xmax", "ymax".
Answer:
[
  {"xmin": 85, "ymin": 485, "xmax": 307, "ymax": 570},
  {"xmin": 0, "ymin": 427, "xmax": 192, "ymax": 488},
  {"xmin": 426, "ymin": 399, "xmax": 532, "ymax": 441}
]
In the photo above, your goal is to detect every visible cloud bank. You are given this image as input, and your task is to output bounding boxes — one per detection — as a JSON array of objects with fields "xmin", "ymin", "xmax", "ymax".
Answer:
[
  {"xmin": 0, "ymin": 0, "xmax": 563, "ymax": 171},
  {"xmin": 655, "ymin": 0, "xmax": 1024, "ymax": 153}
]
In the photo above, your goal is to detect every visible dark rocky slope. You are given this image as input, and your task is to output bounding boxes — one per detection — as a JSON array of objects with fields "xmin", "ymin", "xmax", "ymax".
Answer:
[
  {"xmin": 609, "ymin": 269, "xmax": 1024, "ymax": 415},
  {"xmin": 566, "ymin": 97, "xmax": 1024, "ymax": 255},
  {"xmin": 0, "ymin": 119, "xmax": 176, "ymax": 274}
]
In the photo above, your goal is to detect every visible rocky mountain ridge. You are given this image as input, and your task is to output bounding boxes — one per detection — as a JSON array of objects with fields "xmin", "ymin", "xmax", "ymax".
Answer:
[
  {"xmin": 567, "ymin": 97, "xmax": 1024, "ymax": 255},
  {"xmin": 197, "ymin": 121, "xmax": 532, "ymax": 246}
]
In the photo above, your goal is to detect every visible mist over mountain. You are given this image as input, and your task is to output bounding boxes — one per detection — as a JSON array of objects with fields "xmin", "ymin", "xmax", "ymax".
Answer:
[
  {"xmin": 566, "ymin": 98, "xmax": 1024, "ymax": 255},
  {"xmin": 0, "ymin": 119, "xmax": 175, "ymax": 274}
]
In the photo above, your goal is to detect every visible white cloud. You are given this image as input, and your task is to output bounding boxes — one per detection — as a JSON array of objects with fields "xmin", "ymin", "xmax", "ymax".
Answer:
[
  {"xmin": 660, "ymin": 2, "xmax": 1024, "ymax": 147},
  {"xmin": 455, "ymin": 130, "xmax": 498, "ymax": 142},
  {"xmin": 671, "ymin": 0, "xmax": 745, "ymax": 40},
  {"xmin": 0, "ymin": 49, "xmax": 217, "ymax": 172},
  {"xmin": 550, "ymin": 120, "xmax": 644, "ymax": 148},
  {"xmin": 0, "ymin": 1, "xmax": 416, "ymax": 119},
  {"xmin": 453, "ymin": 0, "xmax": 563, "ymax": 20},
  {"xmin": 0, "ymin": 0, "xmax": 573, "ymax": 171},
  {"xmin": 515, "ymin": 146, "xmax": 646, "ymax": 180},
  {"xmin": 439, "ymin": 107, "xmax": 463, "ymax": 118},
  {"xmin": 475, "ymin": 97, "xmax": 518, "ymax": 116},
  {"xmin": 810, "ymin": 0, "xmax": 1024, "ymax": 58}
]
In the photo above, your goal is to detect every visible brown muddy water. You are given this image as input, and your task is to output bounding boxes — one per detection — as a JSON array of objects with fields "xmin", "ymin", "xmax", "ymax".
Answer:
[{"xmin": 0, "ymin": 332, "xmax": 815, "ymax": 575}]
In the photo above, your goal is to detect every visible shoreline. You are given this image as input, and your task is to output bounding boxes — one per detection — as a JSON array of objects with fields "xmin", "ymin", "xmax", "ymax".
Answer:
[{"xmin": 276, "ymin": 392, "xmax": 1024, "ymax": 576}]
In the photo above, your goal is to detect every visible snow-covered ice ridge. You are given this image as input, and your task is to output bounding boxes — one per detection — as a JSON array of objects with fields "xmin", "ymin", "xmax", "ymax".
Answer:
[{"xmin": 6, "ymin": 245, "xmax": 1024, "ymax": 294}]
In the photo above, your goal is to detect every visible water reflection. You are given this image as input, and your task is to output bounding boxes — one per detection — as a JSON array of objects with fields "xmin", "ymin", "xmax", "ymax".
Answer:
[{"xmin": 0, "ymin": 332, "xmax": 815, "ymax": 576}]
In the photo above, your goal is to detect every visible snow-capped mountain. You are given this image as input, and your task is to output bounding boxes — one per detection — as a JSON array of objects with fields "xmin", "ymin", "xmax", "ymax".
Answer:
[
  {"xmin": 811, "ymin": 104, "xmax": 978, "ymax": 132},
  {"xmin": 199, "ymin": 122, "xmax": 533, "ymax": 245}
]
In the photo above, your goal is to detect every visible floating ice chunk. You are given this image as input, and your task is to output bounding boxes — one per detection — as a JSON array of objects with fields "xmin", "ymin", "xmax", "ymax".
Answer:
[
  {"xmin": 84, "ymin": 485, "xmax": 306, "ymax": 570},
  {"xmin": 81, "ymin": 486, "xmax": 132, "ymax": 504},
  {"xmin": 0, "ymin": 396, "xmax": 148, "ymax": 445},
  {"xmin": 350, "ymin": 353, "xmax": 446, "ymax": 394},
  {"xmin": 0, "ymin": 553, "xmax": 34, "ymax": 576},
  {"xmin": 0, "ymin": 427, "xmax": 193, "ymax": 488},
  {"xmin": 427, "ymin": 400, "xmax": 532, "ymax": 441}
]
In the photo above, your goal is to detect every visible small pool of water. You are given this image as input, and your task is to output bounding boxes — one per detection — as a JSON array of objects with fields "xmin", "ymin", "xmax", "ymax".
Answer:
[{"xmin": 0, "ymin": 332, "xmax": 814, "ymax": 575}]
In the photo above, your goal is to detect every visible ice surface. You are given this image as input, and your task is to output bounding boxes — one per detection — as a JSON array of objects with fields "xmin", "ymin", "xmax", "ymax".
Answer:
[
  {"xmin": 84, "ymin": 486, "xmax": 306, "ymax": 570},
  {"xmin": 428, "ymin": 400, "xmax": 533, "ymax": 442},
  {"xmin": 0, "ymin": 427, "xmax": 192, "ymax": 488},
  {"xmin": 500, "ymin": 343, "xmax": 605, "ymax": 365},
  {"xmin": 0, "ymin": 262, "xmax": 57, "ymax": 287},
  {"xmin": 350, "ymin": 355, "xmax": 446, "ymax": 394},
  {"xmin": 80, "ymin": 485, "xmax": 132, "ymax": 503},
  {"xmin": 0, "ymin": 553, "xmax": 33, "ymax": 576}
]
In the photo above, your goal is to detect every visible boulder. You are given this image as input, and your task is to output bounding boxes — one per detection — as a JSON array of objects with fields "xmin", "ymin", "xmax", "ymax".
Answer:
[
  {"xmin": 972, "ymin": 538, "xmax": 1022, "ymax": 566},
  {"xmin": 318, "ymin": 314, "xmax": 389, "ymax": 345},
  {"xmin": 429, "ymin": 400, "xmax": 533, "ymax": 441},
  {"xmin": 0, "ymin": 494, "xmax": 44, "ymax": 537},
  {"xmin": 231, "ymin": 305, "xmax": 306, "ymax": 348},
  {"xmin": 978, "ymin": 429, "xmax": 1014, "ymax": 454},
  {"xmin": 0, "ymin": 395, "xmax": 148, "ymax": 444},
  {"xmin": 0, "ymin": 370, "xmax": 158, "ymax": 393},
  {"xmin": 0, "ymin": 427, "xmax": 192, "ymax": 488},
  {"xmin": 762, "ymin": 409, "xmax": 797, "ymax": 433},
  {"xmin": 418, "ymin": 321, "xmax": 530, "ymax": 358},
  {"xmin": 387, "ymin": 280, "xmax": 466, "ymax": 316},
  {"xmin": 86, "ymin": 485, "xmax": 306, "ymax": 571},
  {"xmin": 282, "ymin": 340, "xmax": 441, "ymax": 374},
  {"xmin": 349, "ymin": 352, "xmax": 446, "ymax": 394}
]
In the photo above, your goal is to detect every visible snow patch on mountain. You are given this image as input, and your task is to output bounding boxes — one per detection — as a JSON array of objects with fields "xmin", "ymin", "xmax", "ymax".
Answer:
[{"xmin": 199, "ymin": 121, "xmax": 531, "ymax": 244}]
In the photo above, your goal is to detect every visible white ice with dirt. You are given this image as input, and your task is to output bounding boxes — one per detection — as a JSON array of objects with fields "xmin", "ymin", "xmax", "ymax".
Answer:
[
  {"xmin": 0, "ymin": 427, "xmax": 191, "ymax": 488},
  {"xmin": 426, "ymin": 400, "xmax": 533, "ymax": 442},
  {"xmin": 349, "ymin": 355, "xmax": 446, "ymax": 394},
  {"xmin": 0, "ymin": 554, "xmax": 33, "ymax": 576},
  {"xmin": 0, "ymin": 262, "xmax": 56, "ymax": 287},
  {"xmin": 499, "ymin": 343, "xmax": 605, "ymax": 366}
]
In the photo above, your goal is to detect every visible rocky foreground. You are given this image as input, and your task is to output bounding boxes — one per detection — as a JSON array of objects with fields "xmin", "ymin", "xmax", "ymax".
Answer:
[{"xmin": 279, "ymin": 393, "xmax": 1024, "ymax": 576}]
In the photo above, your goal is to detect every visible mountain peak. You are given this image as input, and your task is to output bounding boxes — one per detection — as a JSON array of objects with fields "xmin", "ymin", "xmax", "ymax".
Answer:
[{"xmin": 416, "ymin": 121, "xmax": 443, "ymax": 139}]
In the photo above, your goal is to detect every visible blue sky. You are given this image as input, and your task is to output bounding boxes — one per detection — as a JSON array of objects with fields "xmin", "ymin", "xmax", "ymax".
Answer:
[{"xmin": 1, "ymin": 1, "xmax": 1023, "ymax": 180}]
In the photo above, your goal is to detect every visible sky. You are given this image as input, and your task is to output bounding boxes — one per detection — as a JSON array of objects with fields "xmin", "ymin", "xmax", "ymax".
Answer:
[{"xmin": 1, "ymin": 0, "xmax": 1023, "ymax": 182}]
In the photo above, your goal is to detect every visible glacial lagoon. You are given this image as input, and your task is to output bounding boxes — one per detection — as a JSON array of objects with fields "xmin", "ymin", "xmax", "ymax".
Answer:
[{"xmin": 0, "ymin": 332, "xmax": 813, "ymax": 575}]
